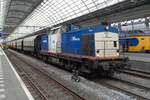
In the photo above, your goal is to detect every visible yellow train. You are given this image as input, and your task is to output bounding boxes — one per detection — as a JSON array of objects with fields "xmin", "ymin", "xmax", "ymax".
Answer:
[{"xmin": 127, "ymin": 35, "xmax": 150, "ymax": 52}]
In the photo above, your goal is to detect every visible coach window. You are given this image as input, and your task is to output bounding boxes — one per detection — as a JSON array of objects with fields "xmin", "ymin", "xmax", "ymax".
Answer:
[{"xmin": 114, "ymin": 41, "xmax": 117, "ymax": 47}]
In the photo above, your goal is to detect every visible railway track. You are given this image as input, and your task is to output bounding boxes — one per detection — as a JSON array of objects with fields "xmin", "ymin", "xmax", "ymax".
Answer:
[
  {"xmin": 5, "ymin": 50, "xmax": 84, "ymax": 100},
  {"xmin": 95, "ymin": 78, "xmax": 150, "ymax": 100},
  {"xmin": 17, "ymin": 67, "xmax": 48, "ymax": 100},
  {"xmin": 121, "ymin": 68, "xmax": 150, "ymax": 79},
  {"xmin": 99, "ymin": 67, "xmax": 150, "ymax": 100},
  {"xmin": 124, "ymin": 68, "xmax": 150, "ymax": 79},
  {"xmin": 94, "ymin": 68, "xmax": 150, "ymax": 100},
  {"xmin": 8, "ymin": 52, "xmax": 49, "ymax": 100},
  {"xmin": 6, "ymin": 49, "xmax": 150, "ymax": 100}
]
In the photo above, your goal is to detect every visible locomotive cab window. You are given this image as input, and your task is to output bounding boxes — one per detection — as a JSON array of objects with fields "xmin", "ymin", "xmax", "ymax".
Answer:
[{"xmin": 114, "ymin": 41, "xmax": 117, "ymax": 47}]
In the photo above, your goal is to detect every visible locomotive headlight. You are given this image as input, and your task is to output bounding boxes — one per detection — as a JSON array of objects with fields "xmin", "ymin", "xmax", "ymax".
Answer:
[
  {"xmin": 104, "ymin": 26, "xmax": 109, "ymax": 31},
  {"xmin": 106, "ymin": 26, "xmax": 109, "ymax": 30},
  {"xmin": 116, "ymin": 52, "xmax": 119, "ymax": 56}
]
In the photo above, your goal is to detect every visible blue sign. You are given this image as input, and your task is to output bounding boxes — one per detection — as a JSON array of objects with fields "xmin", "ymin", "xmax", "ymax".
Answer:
[{"xmin": 0, "ymin": 32, "xmax": 5, "ymax": 37}]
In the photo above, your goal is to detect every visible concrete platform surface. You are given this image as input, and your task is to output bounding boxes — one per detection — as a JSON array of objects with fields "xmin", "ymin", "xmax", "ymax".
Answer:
[
  {"xmin": 123, "ymin": 53, "xmax": 150, "ymax": 62},
  {"xmin": 0, "ymin": 48, "xmax": 34, "ymax": 100}
]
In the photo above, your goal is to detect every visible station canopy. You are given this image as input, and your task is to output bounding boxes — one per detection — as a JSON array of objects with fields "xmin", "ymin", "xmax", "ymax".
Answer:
[
  {"xmin": 2, "ymin": 0, "xmax": 125, "ymax": 40},
  {"xmin": 1, "ymin": 0, "xmax": 43, "ymax": 33}
]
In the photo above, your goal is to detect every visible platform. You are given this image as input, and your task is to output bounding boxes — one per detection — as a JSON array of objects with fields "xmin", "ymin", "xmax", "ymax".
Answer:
[
  {"xmin": 123, "ymin": 53, "xmax": 150, "ymax": 72},
  {"xmin": 0, "ymin": 48, "xmax": 33, "ymax": 100},
  {"xmin": 123, "ymin": 53, "xmax": 150, "ymax": 62}
]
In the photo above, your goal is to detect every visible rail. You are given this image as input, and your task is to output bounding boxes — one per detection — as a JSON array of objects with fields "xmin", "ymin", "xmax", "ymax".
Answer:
[{"xmin": 6, "ymin": 50, "xmax": 84, "ymax": 100}]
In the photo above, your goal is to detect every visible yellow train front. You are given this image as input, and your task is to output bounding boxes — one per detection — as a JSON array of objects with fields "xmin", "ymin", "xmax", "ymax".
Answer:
[{"xmin": 127, "ymin": 35, "xmax": 150, "ymax": 52}]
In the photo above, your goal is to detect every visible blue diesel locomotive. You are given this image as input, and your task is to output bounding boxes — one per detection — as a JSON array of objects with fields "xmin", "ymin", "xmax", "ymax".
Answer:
[{"xmin": 10, "ymin": 25, "xmax": 128, "ymax": 76}]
